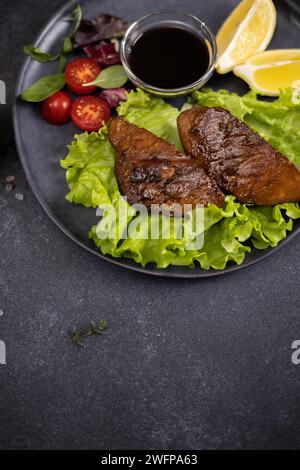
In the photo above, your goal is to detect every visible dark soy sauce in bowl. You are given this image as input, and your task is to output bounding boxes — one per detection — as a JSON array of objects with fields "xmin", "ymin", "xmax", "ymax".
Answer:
[
  {"xmin": 121, "ymin": 12, "xmax": 217, "ymax": 96},
  {"xmin": 128, "ymin": 26, "xmax": 210, "ymax": 89}
]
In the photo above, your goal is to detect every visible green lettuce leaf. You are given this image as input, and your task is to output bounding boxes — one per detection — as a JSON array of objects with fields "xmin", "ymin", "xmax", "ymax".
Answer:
[
  {"xmin": 60, "ymin": 127, "xmax": 117, "ymax": 208},
  {"xmin": 61, "ymin": 88, "xmax": 300, "ymax": 269},
  {"xmin": 118, "ymin": 88, "xmax": 183, "ymax": 151}
]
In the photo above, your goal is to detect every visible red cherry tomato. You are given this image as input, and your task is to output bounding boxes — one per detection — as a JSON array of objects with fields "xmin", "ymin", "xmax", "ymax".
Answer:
[
  {"xmin": 71, "ymin": 96, "xmax": 111, "ymax": 132},
  {"xmin": 65, "ymin": 58, "xmax": 101, "ymax": 95},
  {"xmin": 40, "ymin": 91, "xmax": 73, "ymax": 125}
]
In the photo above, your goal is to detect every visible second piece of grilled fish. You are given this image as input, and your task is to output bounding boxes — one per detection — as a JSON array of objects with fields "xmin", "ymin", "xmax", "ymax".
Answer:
[{"xmin": 177, "ymin": 107, "xmax": 300, "ymax": 205}]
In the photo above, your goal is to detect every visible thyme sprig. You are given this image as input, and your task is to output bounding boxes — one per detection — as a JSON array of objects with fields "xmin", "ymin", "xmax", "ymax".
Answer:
[{"xmin": 70, "ymin": 320, "xmax": 108, "ymax": 347}]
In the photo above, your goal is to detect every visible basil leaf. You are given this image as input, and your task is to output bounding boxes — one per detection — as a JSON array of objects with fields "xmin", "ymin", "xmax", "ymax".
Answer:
[
  {"xmin": 24, "ymin": 45, "xmax": 58, "ymax": 62},
  {"xmin": 71, "ymin": 5, "xmax": 82, "ymax": 35},
  {"xmin": 66, "ymin": 4, "xmax": 82, "ymax": 35},
  {"xmin": 84, "ymin": 65, "xmax": 128, "ymax": 89},
  {"xmin": 58, "ymin": 54, "xmax": 67, "ymax": 73},
  {"xmin": 60, "ymin": 5, "xmax": 82, "ymax": 56},
  {"xmin": 20, "ymin": 73, "xmax": 65, "ymax": 102},
  {"xmin": 24, "ymin": 5, "xmax": 81, "ymax": 64},
  {"xmin": 63, "ymin": 37, "xmax": 73, "ymax": 54}
]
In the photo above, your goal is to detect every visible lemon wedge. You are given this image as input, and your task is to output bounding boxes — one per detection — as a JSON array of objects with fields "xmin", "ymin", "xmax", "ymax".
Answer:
[
  {"xmin": 216, "ymin": 0, "xmax": 277, "ymax": 74},
  {"xmin": 242, "ymin": 49, "xmax": 300, "ymax": 64},
  {"xmin": 234, "ymin": 50, "xmax": 300, "ymax": 95}
]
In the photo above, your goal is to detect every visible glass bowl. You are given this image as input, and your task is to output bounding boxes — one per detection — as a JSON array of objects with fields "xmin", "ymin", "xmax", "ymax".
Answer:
[{"xmin": 120, "ymin": 11, "xmax": 217, "ymax": 98}]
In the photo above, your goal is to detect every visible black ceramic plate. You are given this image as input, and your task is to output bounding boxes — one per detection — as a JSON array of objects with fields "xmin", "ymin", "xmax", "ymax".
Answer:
[{"xmin": 14, "ymin": 0, "xmax": 300, "ymax": 278}]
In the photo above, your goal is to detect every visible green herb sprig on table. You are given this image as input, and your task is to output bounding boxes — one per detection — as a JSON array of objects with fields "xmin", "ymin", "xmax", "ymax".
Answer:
[{"xmin": 70, "ymin": 320, "xmax": 108, "ymax": 348}]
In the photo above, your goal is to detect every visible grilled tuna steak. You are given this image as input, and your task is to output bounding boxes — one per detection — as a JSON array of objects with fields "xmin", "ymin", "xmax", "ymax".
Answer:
[
  {"xmin": 177, "ymin": 107, "xmax": 300, "ymax": 205},
  {"xmin": 108, "ymin": 117, "xmax": 225, "ymax": 209}
]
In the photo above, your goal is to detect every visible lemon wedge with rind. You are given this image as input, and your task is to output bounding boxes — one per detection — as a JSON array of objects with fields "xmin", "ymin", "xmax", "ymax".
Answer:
[
  {"xmin": 216, "ymin": 0, "xmax": 277, "ymax": 74},
  {"xmin": 243, "ymin": 49, "xmax": 300, "ymax": 65},
  {"xmin": 234, "ymin": 53, "xmax": 300, "ymax": 96}
]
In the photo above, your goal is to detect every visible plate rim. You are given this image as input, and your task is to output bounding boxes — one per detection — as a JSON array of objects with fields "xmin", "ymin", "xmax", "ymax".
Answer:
[{"xmin": 12, "ymin": 0, "xmax": 300, "ymax": 279}]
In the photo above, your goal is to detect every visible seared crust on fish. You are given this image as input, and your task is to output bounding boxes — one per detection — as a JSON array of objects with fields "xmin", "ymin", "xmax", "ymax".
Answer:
[
  {"xmin": 108, "ymin": 117, "xmax": 225, "ymax": 209},
  {"xmin": 178, "ymin": 106, "xmax": 300, "ymax": 205}
]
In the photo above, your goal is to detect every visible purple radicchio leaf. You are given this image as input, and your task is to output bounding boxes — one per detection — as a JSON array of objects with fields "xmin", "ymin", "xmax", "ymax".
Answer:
[
  {"xmin": 83, "ymin": 42, "xmax": 121, "ymax": 67},
  {"xmin": 99, "ymin": 88, "xmax": 127, "ymax": 108},
  {"xmin": 74, "ymin": 14, "xmax": 129, "ymax": 48}
]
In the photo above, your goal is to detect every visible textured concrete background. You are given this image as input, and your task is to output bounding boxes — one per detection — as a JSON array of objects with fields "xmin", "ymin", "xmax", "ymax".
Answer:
[{"xmin": 0, "ymin": 0, "xmax": 300, "ymax": 450}]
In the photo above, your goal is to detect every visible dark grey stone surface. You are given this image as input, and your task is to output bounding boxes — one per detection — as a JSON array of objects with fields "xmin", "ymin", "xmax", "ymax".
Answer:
[{"xmin": 0, "ymin": 0, "xmax": 300, "ymax": 450}]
